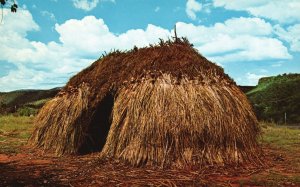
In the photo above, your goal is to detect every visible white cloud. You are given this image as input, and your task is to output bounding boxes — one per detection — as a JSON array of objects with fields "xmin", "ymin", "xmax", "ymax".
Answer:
[
  {"xmin": 0, "ymin": 14, "xmax": 171, "ymax": 91},
  {"xmin": 72, "ymin": 0, "xmax": 115, "ymax": 11},
  {"xmin": 0, "ymin": 9, "xmax": 39, "ymax": 36},
  {"xmin": 213, "ymin": 0, "xmax": 300, "ymax": 24},
  {"xmin": 209, "ymin": 17, "xmax": 273, "ymax": 37},
  {"xmin": 271, "ymin": 61, "xmax": 284, "ymax": 67},
  {"xmin": 0, "ymin": 65, "xmax": 49, "ymax": 91},
  {"xmin": 72, "ymin": 0, "xmax": 99, "ymax": 11},
  {"xmin": 205, "ymin": 36, "xmax": 291, "ymax": 62},
  {"xmin": 0, "ymin": 9, "xmax": 41, "ymax": 65},
  {"xmin": 274, "ymin": 24, "xmax": 300, "ymax": 52},
  {"xmin": 0, "ymin": 10, "xmax": 91, "ymax": 91},
  {"xmin": 55, "ymin": 16, "xmax": 171, "ymax": 57},
  {"xmin": 154, "ymin": 6, "xmax": 160, "ymax": 12},
  {"xmin": 186, "ymin": 0, "xmax": 202, "ymax": 20},
  {"xmin": 176, "ymin": 17, "xmax": 291, "ymax": 62},
  {"xmin": 203, "ymin": 3, "xmax": 211, "ymax": 14},
  {"xmin": 245, "ymin": 72, "xmax": 267, "ymax": 85},
  {"xmin": 40, "ymin": 10, "xmax": 56, "ymax": 21}
]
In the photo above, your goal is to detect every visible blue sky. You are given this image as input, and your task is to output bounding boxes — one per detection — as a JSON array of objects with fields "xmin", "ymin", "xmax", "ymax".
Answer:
[{"xmin": 0, "ymin": 0, "xmax": 299, "ymax": 91}]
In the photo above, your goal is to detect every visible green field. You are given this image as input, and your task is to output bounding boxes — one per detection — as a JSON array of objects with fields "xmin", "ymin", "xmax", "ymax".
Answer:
[
  {"xmin": 0, "ymin": 115, "xmax": 34, "ymax": 153},
  {"xmin": 261, "ymin": 122, "xmax": 300, "ymax": 152}
]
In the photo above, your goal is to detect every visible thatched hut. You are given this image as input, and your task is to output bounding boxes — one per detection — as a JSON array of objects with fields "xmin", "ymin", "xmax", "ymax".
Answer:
[{"xmin": 29, "ymin": 39, "xmax": 261, "ymax": 167}]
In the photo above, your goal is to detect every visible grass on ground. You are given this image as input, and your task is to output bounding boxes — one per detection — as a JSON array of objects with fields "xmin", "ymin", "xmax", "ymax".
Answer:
[
  {"xmin": 260, "ymin": 122, "xmax": 300, "ymax": 152},
  {"xmin": 237, "ymin": 122, "xmax": 300, "ymax": 186},
  {"xmin": 0, "ymin": 115, "xmax": 34, "ymax": 154}
]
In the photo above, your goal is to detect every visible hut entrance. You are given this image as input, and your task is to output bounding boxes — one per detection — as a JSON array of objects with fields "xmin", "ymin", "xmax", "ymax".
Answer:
[{"xmin": 78, "ymin": 94, "xmax": 114, "ymax": 154}]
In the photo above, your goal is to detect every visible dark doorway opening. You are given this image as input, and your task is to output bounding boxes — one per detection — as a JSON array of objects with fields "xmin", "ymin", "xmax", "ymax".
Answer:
[{"xmin": 78, "ymin": 94, "xmax": 114, "ymax": 154}]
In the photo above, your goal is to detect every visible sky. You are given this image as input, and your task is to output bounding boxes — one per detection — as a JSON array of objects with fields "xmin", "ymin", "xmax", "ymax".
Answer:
[{"xmin": 0, "ymin": 0, "xmax": 299, "ymax": 91}]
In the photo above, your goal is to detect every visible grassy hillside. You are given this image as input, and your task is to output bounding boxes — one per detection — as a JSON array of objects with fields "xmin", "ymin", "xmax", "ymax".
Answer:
[
  {"xmin": 0, "ymin": 88, "xmax": 60, "ymax": 115},
  {"xmin": 247, "ymin": 73, "xmax": 300, "ymax": 124}
]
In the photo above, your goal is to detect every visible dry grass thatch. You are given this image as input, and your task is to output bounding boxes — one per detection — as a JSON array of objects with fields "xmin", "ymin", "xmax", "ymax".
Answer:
[
  {"xmin": 29, "ymin": 38, "xmax": 262, "ymax": 167},
  {"xmin": 101, "ymin": 74, "xmax": 261, "ymax": 167},
  {"xmin": 29, "ymin": 83, "xmax": 91, "ymax": 155}
]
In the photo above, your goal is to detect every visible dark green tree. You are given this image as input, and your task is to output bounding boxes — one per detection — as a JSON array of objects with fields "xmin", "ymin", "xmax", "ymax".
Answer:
[
  {"xmin": 1, "ymin": 0, "xmax": 18, "ymax": 24},
  {"xmin": 1, "ymin": 0, "xmax": 17, "ymax": 12}
]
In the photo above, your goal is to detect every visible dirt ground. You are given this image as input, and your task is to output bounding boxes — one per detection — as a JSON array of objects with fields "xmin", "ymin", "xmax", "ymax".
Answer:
[{"xmin": 0, "ymin": 145, "xmax": 299, "ymax": 187}]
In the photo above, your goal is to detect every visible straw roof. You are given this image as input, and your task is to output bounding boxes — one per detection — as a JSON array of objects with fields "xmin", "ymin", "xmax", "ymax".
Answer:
[{"xmin": 29, "ymin": 38, "xmax": 261, "ymax": 167}]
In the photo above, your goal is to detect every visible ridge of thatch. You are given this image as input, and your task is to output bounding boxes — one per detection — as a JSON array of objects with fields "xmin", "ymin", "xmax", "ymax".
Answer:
[
  {"xmin": 66, "ymin": 38, "xmax": 234, "ymax": 93},
  {"xmin": 29, "ymin": 38, "xmax": 262, "ymax": 168}
]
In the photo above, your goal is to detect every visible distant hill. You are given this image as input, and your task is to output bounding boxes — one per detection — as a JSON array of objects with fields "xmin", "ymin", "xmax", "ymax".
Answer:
[
  {"xmin": 0, "ymin": 88, "xmax": 61, "ymax": 115},
  {"xmin": 247, "ymin": 73, "xmax": 300, "ymax": 124},
  {"xmin": 239, "ymin": 86, "xmax": 256, "ymax": 93}
]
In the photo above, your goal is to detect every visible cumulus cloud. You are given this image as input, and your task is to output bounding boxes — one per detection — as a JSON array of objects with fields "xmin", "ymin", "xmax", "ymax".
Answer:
[
  {"xmin": 186, "ymin": 0, "xmax": 202, "ymax": 20},
  {"xmin": 274, "ymin": 24, "xmax": 300, "ymax": 52},
  {"xmin": 213, "ymin": 0, "xmax": 300, "ymax": 24},
  {"xmin": 0, "ymin": 13, "xmax": 171, "ymax": 91},
  {"xmin": 55, "ymin": 16, "xmax": 171, "ymax": 57},
  {"xmin": 0, "ymin": 9, "xmax": 39, "ymax": 36},
  {"xmin": 0, "ymin": 9, "xmax": 40, "ymax": 65},
  {"xmin": 176, "ymin": 17, "xmax": 291, "ymax": 62},
  {"xmin": 0, "ymin": 9, "xmax": 91, "ymax": 91}
]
